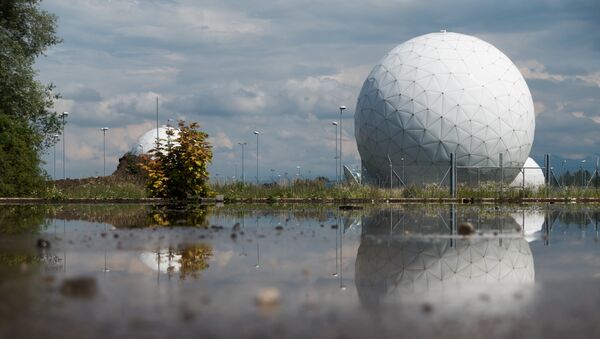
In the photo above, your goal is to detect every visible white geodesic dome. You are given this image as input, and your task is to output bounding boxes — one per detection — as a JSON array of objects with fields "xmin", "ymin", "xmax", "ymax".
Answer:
[
  {"xmin": 355, "ymin": 31, "xmax": 535, "ymax": 185},
  {"xmin": 510, "ymin": 157, "xmax": 545, "ymax": 187},
  {"xmin": 131, "ymin": 125, "xmax": 179, "ymax": 155}
]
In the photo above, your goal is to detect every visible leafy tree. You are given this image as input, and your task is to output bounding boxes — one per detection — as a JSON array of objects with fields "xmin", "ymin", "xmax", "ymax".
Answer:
[
  {"xmin": 0, "ymin": 114, "xmax": 47, "ymax": 195},
  {"xmin": 1, "ymin": 0, "xmax": 62, "ymax": 195},
  {"xmin": 141, "ymin": 120, "xmax": 213, "ymax": 199}
]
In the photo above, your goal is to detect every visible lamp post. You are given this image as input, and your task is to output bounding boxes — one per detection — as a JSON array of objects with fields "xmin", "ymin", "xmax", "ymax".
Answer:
[
  {"xmin": 254, "ymin": 131, "xmax": 260, "ymax": 185},
  {"xmin": 332, "ymin": 121, "xmax": 338, "ymax": 183},
  {"xmin": 339, "ymin": 105, "xmax": 346, "ymax": 184},
  {"xmin": 581, "ymin": 160, "xmax": 587, "ymax": 187},
  {"xmin": 238, "ymin": 142, "xmax": 247, "ymax": 183},
  {"xmin": 53, "ymin": 134, "xmax": 59, "ymax": 180},
  {"xmin": 561, "ymin": 160, "xmax": 567, "ymax": 188},
  {"xmin": 100, "ymin": 127, "xmax": 109, "ymax": 176},
  {"xmin": 401, "ymin": 157, "xmax": 405, "ymax": 186},
  {"xmin": 61, "ymin": 112, "xmax": 69, "ymax": 179}
]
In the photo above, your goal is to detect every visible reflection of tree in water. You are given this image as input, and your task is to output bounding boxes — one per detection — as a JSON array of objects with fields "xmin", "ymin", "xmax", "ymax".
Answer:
[
  {"xmin": 0, "ymin": 205, "xmax": 54, "ymax": 235},
  {"xmin": 178, "ymin": 244, "xmax": 212, "ymax": 279},
  {"xmin": 145, "ymin": 244, "xmax": 213, "ymax": 280},
  {"xmin": 148, "ymin": 205, "xmax": 209, "ymax": 227}
]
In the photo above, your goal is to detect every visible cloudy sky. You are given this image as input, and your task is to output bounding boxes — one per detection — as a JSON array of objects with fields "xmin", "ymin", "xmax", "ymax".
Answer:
[{"xmin": 36, "ymin": 0, "xmax": 600, "ymax": 180}]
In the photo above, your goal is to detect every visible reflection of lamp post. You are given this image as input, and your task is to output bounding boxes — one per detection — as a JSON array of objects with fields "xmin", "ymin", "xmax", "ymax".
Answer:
[
  {"xmin": 339, "ymin": 105, "xmax": 346, "ymax": 184},
  {"xmin": 61, "ymin": 111, "xmax": 69, "ymax": 179},
  {"xmin": 332, "ymin": 121, "xmax": 338, "ymax": 183},
  {"xmin": 100, "ymin": 127, "xmax": 109, "ymax": 176},
  {"xmin": 333, "ymin": 214, "xmax": 338, "ymax": 277},
  {"xmin": 254, "ymin": 131, "xmax": 260, "ymax": 185},
  {"xmin": 238, "ymin": 142, "xmax": 247, "ymax": 183},
  {"xmin": 255, "ymin": 216, "xmax": 260, "ymax": 269},
  {"xmin": 339, "ymin": 212, "xmax": 346, "ymax": 291}
]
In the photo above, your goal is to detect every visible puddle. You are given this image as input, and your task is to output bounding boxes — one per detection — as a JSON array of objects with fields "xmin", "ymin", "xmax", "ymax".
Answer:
[{"xmin": 1, "ymin": 204, "xmax": 600, "ymax": 338}]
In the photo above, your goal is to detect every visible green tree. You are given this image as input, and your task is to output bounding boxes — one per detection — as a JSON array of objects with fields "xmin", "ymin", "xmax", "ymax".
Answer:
[
  {"xmin": 0, "ymin": 0, "xmax": 62, "ymax": 195},
  {"xmin": 141, "ymin": 121, "xmax": 213, "ymax": 199}
]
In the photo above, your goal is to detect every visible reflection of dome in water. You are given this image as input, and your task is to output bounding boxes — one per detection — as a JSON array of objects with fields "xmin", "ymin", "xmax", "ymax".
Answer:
[
  {"xmin": 510, "ymin": 157, "xmax": 545, "ymax": 187},
  {"xmin": 355, "ymin": 32, "xmax": 535, "ymax": 185},
  {"xmin": 355, "ymin": 237, "xmax": 534, "ymax": 310},
  {"xmin": 140, "ymin": 251, "xmax": 181, "ymax": 273},
  {"xmin": 355, "ymin": 209, "xmax": 536, "ymax": 312},
  {"xmin": 511, "ymin": 210, "xmax": 545, "ymax": 242},
  {"xmin": 131, "ymin": 126, "xmax": 180, "ymax": 155}
]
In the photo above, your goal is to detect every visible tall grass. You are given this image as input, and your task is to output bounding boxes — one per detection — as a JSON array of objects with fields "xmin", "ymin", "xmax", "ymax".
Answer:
[{"xmin": 214, "ymin": 180, "xmax": 600, "ymax": 201}]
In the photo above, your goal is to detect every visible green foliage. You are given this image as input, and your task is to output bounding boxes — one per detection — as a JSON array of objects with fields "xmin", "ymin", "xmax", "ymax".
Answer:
[
  {"xmin": 141, "ymin": 121, "xmax": 213, "ymax": 199},
  {"xmin": 0, "ymin": 114, "xmax": 47, "ymax": 196},
  {"xmin": 0, "ymin": 0, "xmax": 62, "ymax": 196}
]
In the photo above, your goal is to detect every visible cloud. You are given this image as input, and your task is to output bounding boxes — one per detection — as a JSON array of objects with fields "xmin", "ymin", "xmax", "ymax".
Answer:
[{"xmin": 36, "ymin": 0, "xmax": 600, "ymax": 178}]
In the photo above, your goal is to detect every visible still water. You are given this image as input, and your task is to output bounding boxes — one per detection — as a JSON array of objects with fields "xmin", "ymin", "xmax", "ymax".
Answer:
[{"xmin": 1, "ymin": 203, "xmax": 600, "ymax": 338}]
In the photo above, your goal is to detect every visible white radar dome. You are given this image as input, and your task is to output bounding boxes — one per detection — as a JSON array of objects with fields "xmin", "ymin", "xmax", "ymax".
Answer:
[
  {"xmin": 131, "ymin": 125, "xmax": 179, "ymax": 155},
  {"xmin": 355, "ymin": 32, "xmax": 535, "ymax": 185}
]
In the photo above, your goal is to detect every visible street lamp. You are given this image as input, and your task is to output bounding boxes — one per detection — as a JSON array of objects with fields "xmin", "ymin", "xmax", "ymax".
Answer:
[
  {"xmin": 339, "ymin": 105, "xmax": 346, "ymax": 184},
  {"xmin": 332, "ymin": 121, "xmax": 338, "ymax": 183},
  {"xmin": 401, "ymin": 157, "xmax": 405, "ymax": 186},
  {"xmin": 100, "ymin": 127, "xmax": 109, "ymax": 176},
  {"xmin": 61, "ymin": 112, "xmax": 69, "ymax": 179},
  {"xmin": 581, "ymin": 160, "xmax": 587, "ymax": 187},
  {"xmin": 238, "ymin": 142, "xmax": 247, "ymax": 183},
  {"xmin": 254, "ymin": 131, "xmax": 260, "ymax": 185},
  {"xmin": 53, "ymin": 134, "xmax": 59, "ymax": 180},
  {"xmin": 561, "ymin": 160, "xmax": 567, "ymax": 188}
]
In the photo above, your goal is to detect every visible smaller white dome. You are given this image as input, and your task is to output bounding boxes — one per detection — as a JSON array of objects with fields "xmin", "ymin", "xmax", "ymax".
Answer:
[
  {"xmin": 131, "ymin": 125, "xmax": 179, "ymax": 155},
  {"xmin": 510, "ymin": 157, "xmax": 545, "ymax": 187}
]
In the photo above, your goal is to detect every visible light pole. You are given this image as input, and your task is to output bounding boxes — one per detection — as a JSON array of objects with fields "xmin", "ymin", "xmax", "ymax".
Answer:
[
  {"xmin": 53, "ymin": 134, "xmax": 59, "ymax": 180},
  {"xmin": 581, "ymin": 160, "xmax": 587, "ymax": 187},
  {"xmin": 100, "ymin": 127, "xmax": 109, "ymax": 176},
  {"xmin": 561, "ymin": 160, "xmax": 567, "ymax": 188},
  {"xmin": 238, "ymin": 142, "xmax": 247, "ymax": 183},
  {"xmin": 332, "ymin": 121, "xmax": 338, "ymax": 183},
  {"xmin": 61, "ymin": 112, "xmax": 69, "ymax": 179},
  {"xmin": 254, "ymin": 131, "xmax": 260, "ymax": 185},
  {"xmin": 401, "ymin": 157, "xmax": 405, "ymax": 186},
  {"xmin": 339, "ymin": 105, "xmax": 346, "ymax": 184}
]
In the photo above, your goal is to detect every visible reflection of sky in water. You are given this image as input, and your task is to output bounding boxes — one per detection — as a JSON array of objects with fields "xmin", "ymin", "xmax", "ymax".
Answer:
[{"xmin": 2, "ymin": 205, "xmax": 600, "ymax": 337}]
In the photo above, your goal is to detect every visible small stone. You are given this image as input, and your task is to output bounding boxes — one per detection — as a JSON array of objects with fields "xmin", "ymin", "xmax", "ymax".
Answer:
[
  {"xmin": 255, "ymin": 288, "xmax": 281, "ymax": 308},
  {"xmin": 37, "ymin": 238, "xmax": 50, "ymax": 249},
  {"xmin": 422, "ymin": 303, "xmax": 433, "ymax": 314},
  {"xmin": 232, "ymin": 223, "xmax": 241, "ymax": 232},
  {"xmin": 59, "ymin": 276, "xmax": 97, "ymax": 299},
  {"xmin": 458, "ymin": 222, "xmax": 475, "ymax": 235},
  {"xmin": 113, "ymin": 233, "xmax": 119, "ymax": 239},
  {"xmin": 230, "ymin": 233, "xmax": 237, "ymax": 240},
  {"xmin": 331, "ymin": 225, "xmax": 338, "ymax": 229},
  {"xmin": 275, "ymin": 225, "xmax": 284, "ymax": 231},
  {"xmin": 100, "ymin": 232, "xmax": 107, "ymax": 238}
]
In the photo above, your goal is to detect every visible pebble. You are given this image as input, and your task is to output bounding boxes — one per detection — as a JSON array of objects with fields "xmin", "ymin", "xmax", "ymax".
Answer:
[
  {"xmin": 275, "ymin": 225, "xmax": 284, "ymax": 231},
  {"xmin": 458, "ymin": 222, "xmax": 475, "ymax": 235},
  {"xmin": 59, "ymin": 276, "xmax": 97, "ymax": 299},
  {"xmin": 37, "ymin": 238, "xmax": 50, "ymax": 249},
  {"xmin": 232, "ymin": 223, "xmax": 241, "ymax": 232}
]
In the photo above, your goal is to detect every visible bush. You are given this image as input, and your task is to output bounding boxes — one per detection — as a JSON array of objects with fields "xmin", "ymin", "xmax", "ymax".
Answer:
[{"xmin": 141, "ymin": 120, "xmax": 213, "ymax": 199}]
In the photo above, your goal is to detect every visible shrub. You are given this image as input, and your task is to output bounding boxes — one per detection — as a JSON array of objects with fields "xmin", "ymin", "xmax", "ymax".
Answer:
[{"xmin": 141, "ymin": 120, "xmax": 213, "ymax": 199}]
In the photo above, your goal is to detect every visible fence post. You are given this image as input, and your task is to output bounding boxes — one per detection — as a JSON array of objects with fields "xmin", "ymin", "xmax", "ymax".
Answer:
[
  {"xmin": 499, "ymin": 153, "xmax": 503, "ymax": 198},
  {"xmin": 450, "ymin": 153, "xmax": 456, "ymax": 198}
]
